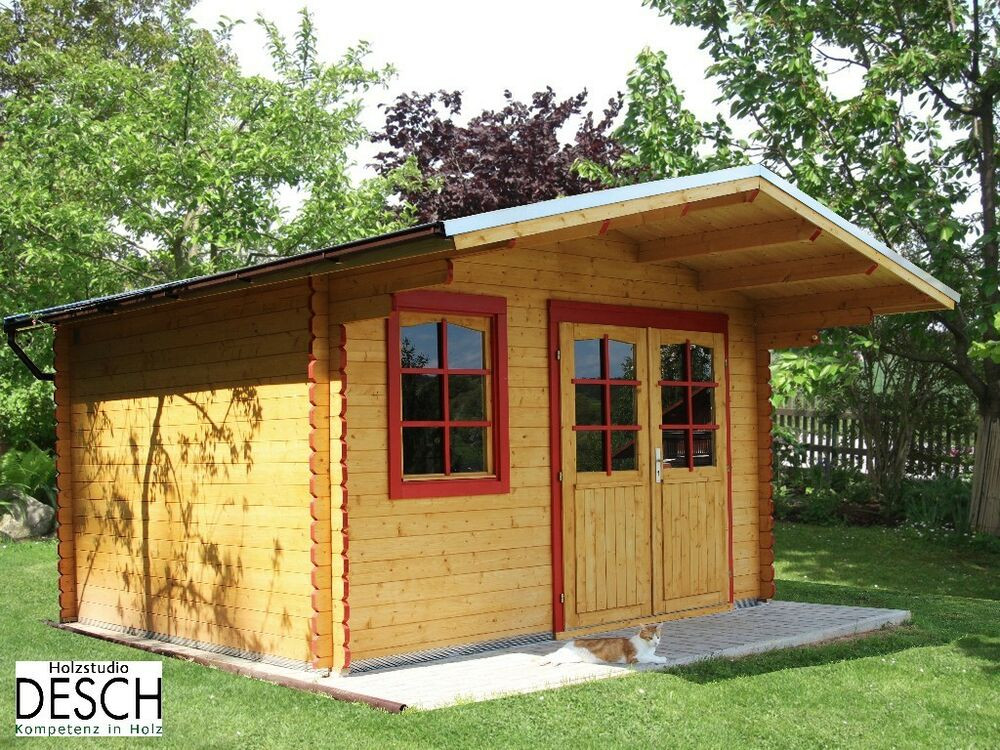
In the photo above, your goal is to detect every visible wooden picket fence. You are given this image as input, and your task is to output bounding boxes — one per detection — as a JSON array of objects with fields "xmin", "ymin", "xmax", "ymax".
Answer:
[{"xmin": 773, "ymin": 408, "xmax": 976, "ymax": 478}]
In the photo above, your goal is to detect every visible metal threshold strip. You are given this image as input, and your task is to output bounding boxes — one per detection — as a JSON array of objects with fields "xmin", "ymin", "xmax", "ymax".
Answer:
[{"xmin": 348, "ymin": 632, "xmax": 554, "ymax": 675}]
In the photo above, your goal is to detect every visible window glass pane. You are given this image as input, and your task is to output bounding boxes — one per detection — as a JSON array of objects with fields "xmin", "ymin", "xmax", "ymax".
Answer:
[
  {"xmin": 575, "ymin": 384, "xmax": 604, "ymax": 425},
  {"xmin": 692, "ymin": 386, "xmax": 714, "ymax": 424},
  {"xmin": 661, "ymin": 386, "xmax": 687, "ymax": 425},
  {"xmin": 662, "ymin": 429, "xmax": 688, "ymax": 468},
  {"xmin": 402, "ymin": 374, "xmax": 442, "ymax": 420},
  {"xmin": 450, "ymin": 375, "xmax": 486, "ymax": 421},
  {"xmin": 574, "ymin": 339, "xmax": 601, "ymax": 379},
  {"xmin": 611, "ymin": 430, "xmax": 636, "ymax": 471},
  {"xmin": 448, "ymin": 324, "xmax": 485, "ymax": 369},
  {"xmin": 660, "ymin": 344, "xmax": 685, "ymax": 382},
  {"xmin": 403, "ymin": 427, "xmax": 444, "ymax": 475},
  {"xmin": 608, "ymin": 340, "xmax": 636, "ymax": 379},
  {"xmin": 610, "ymin": 385, "xmax": 636, "ymax": 425},
  {"xmin": 576, "ymin": 430, "xmax": 605, "ymax": 472},
  {"xmin": 691, "ymin": 345, "xmax": 714, "ymax": 381},
  {"xmin": 401, "ymin": 322, "xmax": 439, "ymax": 368},
  {"xmin": 450, "ymin": 427, "xmax": 487, "ymax": 473},
  {"xmin": 693, "ymin": 430, "xmax": 715, "ymax": 467}
]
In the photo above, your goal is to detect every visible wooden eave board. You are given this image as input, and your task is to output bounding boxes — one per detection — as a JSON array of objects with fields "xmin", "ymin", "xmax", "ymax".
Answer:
[{"xmin": 451, "ymin": 172, "xmax": 955, "ymax": 314}]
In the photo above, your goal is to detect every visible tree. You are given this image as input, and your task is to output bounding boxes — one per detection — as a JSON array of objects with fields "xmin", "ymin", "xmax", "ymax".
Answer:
[
  {"xmin": 0, "ymin": 4, "xmax": 415, "ymax": 447},
  {"xmin": 624, "ymin": 0, "xmax": 1000, "ymax": 534},
  {"xmin": 373, "ymin": 88, "xmax": 623, "ymax": 222}
]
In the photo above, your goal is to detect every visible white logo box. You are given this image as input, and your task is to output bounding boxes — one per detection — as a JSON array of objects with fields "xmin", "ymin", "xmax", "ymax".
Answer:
[{"xmin": 15, "ymin": 661, "xmax": 162, "ymax": 738}]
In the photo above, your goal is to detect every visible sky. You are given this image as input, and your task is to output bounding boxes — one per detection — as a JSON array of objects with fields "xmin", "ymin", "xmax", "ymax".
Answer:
[{"xmin": 189, "ymin": 0, "xmax": 721, "ymax": 179}]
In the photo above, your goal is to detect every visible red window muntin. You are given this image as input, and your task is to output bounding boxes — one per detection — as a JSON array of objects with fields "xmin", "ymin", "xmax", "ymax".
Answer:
[
  {"xmin": 387, "ymin": 290, "xmax": 510, "ymax": 499},
  {"xmin": 571, "ymin": 333, "xmax": 641, "ymax": 475},
  {"xmin": 660, "ymin": 339, "xmax": 720, "ymax": 471}
]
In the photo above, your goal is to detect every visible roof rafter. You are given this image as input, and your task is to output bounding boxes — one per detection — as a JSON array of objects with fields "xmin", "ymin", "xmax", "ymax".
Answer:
[
  {"xmin": 699, "ymin": 253, "xmax": 877, "ymax": 292},
  {"xmin": 639, "ymin": 218, "xmax": 819, "ymax": 264}
]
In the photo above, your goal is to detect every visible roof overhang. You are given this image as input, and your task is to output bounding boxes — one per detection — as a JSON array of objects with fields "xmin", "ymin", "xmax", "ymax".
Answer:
[{"xmin": 4, "ymin": 164, "xmax": 957, "ymax": 348}]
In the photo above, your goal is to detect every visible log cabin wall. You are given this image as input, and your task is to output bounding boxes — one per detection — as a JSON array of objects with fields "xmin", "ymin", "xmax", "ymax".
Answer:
[
  {"xmin": 343, "ymin": 238, "xmax": 764, "ymax": 662},
  {"xmin": 65, "ymin": 279, "xmax": 322, "ymax": 665}
]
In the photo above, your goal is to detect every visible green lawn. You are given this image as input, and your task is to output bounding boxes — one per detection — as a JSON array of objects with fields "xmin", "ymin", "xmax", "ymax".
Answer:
[{"xmin": 2, "ymin": 524, "xmax": 998, "ymax": 749}]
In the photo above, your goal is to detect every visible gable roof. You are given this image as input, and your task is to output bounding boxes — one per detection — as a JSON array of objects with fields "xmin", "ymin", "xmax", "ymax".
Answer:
[{"xmin": 3, "ymin": 164, "xmax": 958, "ymax": 332}]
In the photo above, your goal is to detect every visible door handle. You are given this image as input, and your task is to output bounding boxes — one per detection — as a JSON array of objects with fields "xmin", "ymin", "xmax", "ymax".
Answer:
[{"xmin": 654, "ymin": 447, "xmax": 663, "ymax": 483}]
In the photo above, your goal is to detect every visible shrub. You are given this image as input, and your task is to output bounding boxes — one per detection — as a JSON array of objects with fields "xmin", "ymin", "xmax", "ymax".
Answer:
[
  {"xmin": 899, "ymin": 476, "xmax": 971, "ymax": 532},
  {"xmin": 0, "ymin": 443, "xmax": 57, "ymax": 508}
]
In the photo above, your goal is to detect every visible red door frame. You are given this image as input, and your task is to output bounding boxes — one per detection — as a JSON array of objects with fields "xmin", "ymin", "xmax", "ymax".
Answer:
[{"xmin": 547, "ymin": 300, "xmax": 735, "ymax": 632}]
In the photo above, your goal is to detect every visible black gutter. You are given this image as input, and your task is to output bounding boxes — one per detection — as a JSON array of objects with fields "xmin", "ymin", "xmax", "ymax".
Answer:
[{"xmin": 2, "ymin": 222, "xmax": 446, "ymax": 332}]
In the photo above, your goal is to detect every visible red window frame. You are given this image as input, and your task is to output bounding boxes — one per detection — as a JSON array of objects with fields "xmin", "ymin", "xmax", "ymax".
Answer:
[
  {"xmin": 387, "ymin": 290, "xmax": 510, "ymax": 499},
  {"xmin": 571, "ymin": 334, "xmax": 641, "ymax": 475},
  {"xmin": 659, "ymin": 339, "xmax": 720, "ymax": 471}
]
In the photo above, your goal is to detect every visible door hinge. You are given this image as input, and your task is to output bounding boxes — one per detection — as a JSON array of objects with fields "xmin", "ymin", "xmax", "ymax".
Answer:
[
  {"xmin": 555, "ymin": 348, "xmax": 561, "ymax": 361},
  {"xmin": 560, "ymin": 593, "xmax": 565, "ymax": 603},
  {"xmin": 558, "ymin": 470, "xmax": 564, "ymax": 482}
]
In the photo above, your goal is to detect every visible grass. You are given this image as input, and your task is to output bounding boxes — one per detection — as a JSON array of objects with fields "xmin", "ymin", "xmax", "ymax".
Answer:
[{"xmin": 2, "ymin": 523, "xmax": 998, "ymax": 749}]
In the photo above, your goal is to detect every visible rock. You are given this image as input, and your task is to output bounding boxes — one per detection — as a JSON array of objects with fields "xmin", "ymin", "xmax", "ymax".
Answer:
[{"xmin": 0, "ymin": 487, "xmax": 55, "ymax": 539}]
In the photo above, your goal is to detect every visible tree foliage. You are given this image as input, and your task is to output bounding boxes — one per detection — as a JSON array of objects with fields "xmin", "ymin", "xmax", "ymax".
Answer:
[
  {"xmin": 630, "ymin": 0, "xmax": 999, "ymax": 531},
  {"xmin": 374, "ymin": 88, "xmax": 623, "ymax": 222},
  {"xmin": 0, "ymin": 2, "xmax": 413, "ymax": 447}
]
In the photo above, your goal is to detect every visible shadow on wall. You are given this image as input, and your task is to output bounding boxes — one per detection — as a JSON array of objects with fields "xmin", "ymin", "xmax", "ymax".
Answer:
[{"xmin": 74, "ymin": 375, "xmax": 306, "ymax": 660}]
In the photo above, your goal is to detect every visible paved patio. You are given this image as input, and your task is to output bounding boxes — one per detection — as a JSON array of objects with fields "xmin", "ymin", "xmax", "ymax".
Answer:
[{"xmin": 60, "ymin": 600, "xmax": 909, "ymax": 711}]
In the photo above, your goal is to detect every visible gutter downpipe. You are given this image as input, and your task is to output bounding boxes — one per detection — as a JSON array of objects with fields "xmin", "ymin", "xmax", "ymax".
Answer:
[{"xmin": 5, "ymin": 324, "xmax": 54, "ymax": 382}]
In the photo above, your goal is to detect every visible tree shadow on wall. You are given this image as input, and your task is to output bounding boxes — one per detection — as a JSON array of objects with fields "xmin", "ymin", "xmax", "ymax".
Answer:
[{"xmin": 75, "ymin": 376, "xmax": 304, "ymax": 661}]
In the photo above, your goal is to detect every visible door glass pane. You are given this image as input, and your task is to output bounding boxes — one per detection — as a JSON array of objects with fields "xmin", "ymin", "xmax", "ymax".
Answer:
[
  {"xmin": 448, "ymin": 324, "xmax": 485, "ymax": 369},
  {"xmin": 661, "ymin": 386, "xmax": 687, "ymax": 425},
  {"xmin": 660, "ymin": 344, "xmax": 685, "ymax": 382},
  {"xmin": 608, "ymin": 340, "xmax": 636, "ymax": 379},
  {"xmin": 574, "ymin": 339, "xmax": 601, "ymax": 378},
  {"xmin": 402, "ymin": 374, "xmax": 442, "ymax": 420},
  {"xmin": 662, "ymin": 429, "xmax": 688, "ymax": 468},
  {"xmin": 610, "ymin": 385, "xmax": 636, "ymax": 425},
  {"xmin": 403, "ymin": 427, "xmax": 444, "ymax": 474},
  {"xmin": 691, "ymin": 345, "xmax": 714, "ymax": 381},
  {"xmin": 693, "ymin": 430, "xmax": 715, "ymax": 467},
  {"xmin": 692, "ymin": 386, "xmax": 714, "ymax": 424},
  {"xmin": 575, "ymin": 384, "xmax": 604, "ymax": 425},
  {"xmin": 401, "ymin": 322, "xmax": 439, "ymax": 368},
  {"xmin": 611, "ymin": 430, "xmax": 636, "ymax": 471},
  {"xmin": 450, "ymin": 375, "xmax": 486, "ymax": 420},
  {"xmin": 576, "ymin": 430, "xmax": 605, "ymax": 472},
  {"xmin": 450, "ymin": 427, "xmax": 487, "ymax": 473}
]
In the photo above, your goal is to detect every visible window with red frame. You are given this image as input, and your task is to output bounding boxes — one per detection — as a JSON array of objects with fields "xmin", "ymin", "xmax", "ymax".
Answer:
[
  {"xmin": 388, "ymin": 292, "xmax": 509, "ymax": 498},
  {"xmin": 658, "ymin": 341, "xmax": 719, "ymax": 470},
  {"xmin": 572, "ymin": 335, "xmax": 640, "ymax": 474}
]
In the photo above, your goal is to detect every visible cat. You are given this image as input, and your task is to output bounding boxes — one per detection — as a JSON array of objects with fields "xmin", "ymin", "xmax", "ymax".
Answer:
[{"xmin": 542, "ymin": 623, "xmax": 668, "ymax": 666}]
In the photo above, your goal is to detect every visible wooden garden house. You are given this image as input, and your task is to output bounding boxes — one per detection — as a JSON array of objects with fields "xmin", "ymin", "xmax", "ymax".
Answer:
[{"xmin": 3, "ymin": 165, "xmax": 959, "ymax": 673}]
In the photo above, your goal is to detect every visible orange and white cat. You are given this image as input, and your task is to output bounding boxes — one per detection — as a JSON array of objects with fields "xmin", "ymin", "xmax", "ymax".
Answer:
[{"xmin": 543, "ymin": 624, "xmax": 668, "ymax": 666}]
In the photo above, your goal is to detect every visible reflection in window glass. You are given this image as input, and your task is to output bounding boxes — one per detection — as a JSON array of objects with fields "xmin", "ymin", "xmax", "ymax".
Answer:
[
  {"xmin": 692, "ymin": 387, "xmax": 714, "ymax": 424},
  {"xmin": 660, "ymin": 344, "xmax": 685, "ymax": 382},
  {"xmin": 450, "ymin": 427, "xmax": 486, "ymax": 473},
  {"xmin": 611, "ymin": 430, "xmax": 636, "ymax": 471},
  {"xmin": 575, "ymin": 385, "xmax": 603, "ymax": 425},
  {"xmin": 450, "ymin": 375, "xmax": 486, "ymax": 420},
  {"xmin": 608, "ymin": 340, "xmax": 636, "ymax": 379},
  {"xmin": 662, "ymin": 429, "xmax": 688, "ymax": 468},
  {"xmin": 402, "ymin": 374, "xmax": 442, "ymax": 420},
  {"xmin": 401, "ymin": 323, "xmax": 439, "ymax": 368},
  {"xmin": 448, "ymin": 324, "xmax": 485, "ymax": 369},
  {"xmin": 610, "ymin": 385, "xmax": 636, "ymax": 425},
  {"xmin": 576, "ymin": 430, "xmax": 605, "ymax": 472},
  {"xmin": 691, "ymin": 345, "xmax": 714, "ymax": 381},
  {"xmin": 661, "ymin": 386, "xmax": 687, "ymax": 425},
  {"xmin": 403, "ymin": 427, "xmax": 444, "ymax": 474},
  {"xmin": 693, "ymin": 430, "xmax": 715, "ymax": 467},
  {"xmin": 574, "ymin": 339, "xmax": 601, "ymax": 378}
]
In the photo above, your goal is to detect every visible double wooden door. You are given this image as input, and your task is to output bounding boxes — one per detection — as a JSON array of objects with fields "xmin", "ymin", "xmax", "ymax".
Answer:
[{"xmin": 559, "ymin": 322, "xmax": 730, "ymax": 630}]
